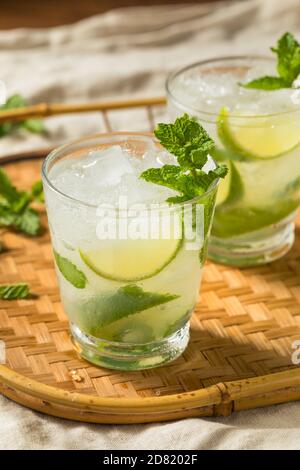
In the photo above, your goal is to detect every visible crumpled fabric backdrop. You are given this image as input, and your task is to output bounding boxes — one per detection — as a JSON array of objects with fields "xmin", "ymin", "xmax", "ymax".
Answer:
[{"xmin": 1, "ymin": 0, "xmax": 300, "ymax": 450}]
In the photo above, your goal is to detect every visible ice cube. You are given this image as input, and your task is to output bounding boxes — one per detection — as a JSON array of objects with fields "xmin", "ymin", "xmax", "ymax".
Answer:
[
  {"xmin": 82, "ymin": 146, "xmax": 133, "ymax": 187},
  {"xmin": 175, "ymin": 72, "xmax": 239, "ymax": 113},
  {"xmin": 49, "ymin": 144, "xmax": 178, "ymax": 207}
]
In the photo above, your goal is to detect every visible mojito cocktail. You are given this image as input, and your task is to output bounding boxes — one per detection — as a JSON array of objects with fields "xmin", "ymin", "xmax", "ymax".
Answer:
[
  {"xmin": 42, "ymin": 127, "xmax": 221, "ymax": 370},
  {"xmin": 167, "ymin": 52, "xmax": 300, "ymax": 266}
]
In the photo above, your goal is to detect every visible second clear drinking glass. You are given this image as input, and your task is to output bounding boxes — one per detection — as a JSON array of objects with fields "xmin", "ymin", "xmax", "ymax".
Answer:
[{"xmin": 167, "ymin": 57, "xmax": 300, "ymax": 266}]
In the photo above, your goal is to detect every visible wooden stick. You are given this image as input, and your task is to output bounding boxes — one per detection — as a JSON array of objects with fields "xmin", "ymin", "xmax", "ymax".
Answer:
[{"xmin": 0, "ymin": 96, "xmax": 167, "ymax": 123}]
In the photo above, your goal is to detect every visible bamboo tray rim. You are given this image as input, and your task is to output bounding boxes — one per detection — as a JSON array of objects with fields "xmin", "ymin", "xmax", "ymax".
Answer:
[
  {"xmin": 0, "ymin": 364, "xmax": 222, "ymax": 413},
  {"xmin": 1, "ymin": 363, "xmax": 300, "ymax": 418}
]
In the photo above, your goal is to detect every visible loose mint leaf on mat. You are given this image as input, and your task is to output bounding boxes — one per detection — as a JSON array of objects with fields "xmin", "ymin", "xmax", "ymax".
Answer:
[
  {"xmin": 0, "ymin": 167, "xmax": 20, "ymax": 203},
  {"xmin": 0, "ymin": 204, "xmax": 40, "ymax": 236},
  {"xmin": 242, "ymin": 32, "xmax": 300, "ymax": 90},
  {"xmin": 140, "ymin": 114, "xmax": 227, "ymax": 202},
  {"xmin": 0, "ymin": 94, "xmax": 45, "ymax": 138},
  {"xmin": 54, "ymin": 251, "xmax": 87, "ymax": 289},
  {"xmin": 0, "ymin": 167, "xmax": 42, "ymax": 236},
  {"xmin": 0, "ymin": 205, "xmax": 16, "ymax": 227},
  {"xmin": 15, "ymin": 208, "xmax": 40, "ymax": 236},
  {"xmin": 0, "ymin": 283, "xmax": 29, "ymax": 300},
  {"xmin": 81, "ymin": 284, "xmax": 179, "ymax": 332},
  {"xmin": 31, "ymin": 180, "xmax": 44, "ymax": 202}
]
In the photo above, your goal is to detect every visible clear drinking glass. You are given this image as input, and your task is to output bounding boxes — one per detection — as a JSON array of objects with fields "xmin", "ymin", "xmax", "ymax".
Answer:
[
  {"xmin": 167, "ymin": 57, "xmax": 300, "ymax": 266},
  {"xmin": 42, "ymin": 133, "xmax": 219, "ymax": 370}
]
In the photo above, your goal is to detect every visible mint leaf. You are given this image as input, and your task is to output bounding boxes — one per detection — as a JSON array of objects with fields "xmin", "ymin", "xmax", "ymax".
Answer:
[
  {"xmin": 272, "ymin": 32, "xmax": 300, "ymax": 84},
  {"xmin": 140, "ymin": 114, "xmax": 227, "ymax": 203},
  {"xmin": 0, "ymin": 167, "xmax": 42, "ymax": 235},
  {"xmin": 54, "ymin": 250, "xmax": 87, "ymax": 289},
  {"xmin": 141, "ymin": 165, "xmax": 203, "ymax": 200},
  {"xmin": 4, "ymin": 94, "xmax": 27, "ymax": 108},
  {"xmin": 154, "ymin": 113, "xmax": 214, "ymax": 169},
  {"xmin": 81, "ymin": 284, "xmax": 179, "ymax": 333},
  {"xmin": 242, "ymin": 76, "xmax": 287, "ymax": 90},
  {"xmin": 0, "ymin": 94, "xmax": 45, "ymax": 137},
  {"xmin": 0, "ymin": 283, "xmax": 29, "ymax": 300},
  {"xmin": 15, "ymin": 207, "xmax": 40, "ymax": 236},
  {"xmin": 21, "ymin": 119, "xmax": 46, "ymax": 134},
  {"xmin": 0, "ymin": 205, "xmax": 40, "ymax": 236},
  {"xmin": 0, "ymin": 205, "xmax": 16, "ymax": 227},
  {"xmin": 241, "ymin": 32, "xmax": 300, "ymax": 90},
  {"xmin": 141, "ymin": 165, "xmax": 183, "ymax": 192},
  {"xmin": 0, "ymin": 167, "xmax": 20, "ymax": 203},
  {"xmin": 31, "ymin": 180, "xmax": 44, "ymax": 202}
]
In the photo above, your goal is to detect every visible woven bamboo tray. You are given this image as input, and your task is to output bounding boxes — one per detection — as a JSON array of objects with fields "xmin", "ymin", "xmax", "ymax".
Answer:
[{"xmin": 1, "ymin": 98, "xmax": 300, "ymax": 424}]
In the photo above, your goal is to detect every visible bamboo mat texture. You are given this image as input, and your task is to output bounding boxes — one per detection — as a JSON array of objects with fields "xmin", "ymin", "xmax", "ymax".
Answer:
[{"xmin": 1, "ymin": 156, "xmax": 300, "ymax": 424}]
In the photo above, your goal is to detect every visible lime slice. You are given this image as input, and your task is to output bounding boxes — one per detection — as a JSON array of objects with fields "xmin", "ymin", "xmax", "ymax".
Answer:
[
  {"xmin": 80, "ymin": 210, "xmax": 183, "ymax": 282},
  {"xmin": 216, "ymin": 161, "xmax": 244, "ymax": 206},
  {"xmin": 218, "ymin": 108, "xmax": 300, "ymax": 160},
  {"xmin": 216, "ymin": 167, "xmax": 231, "ymax": 205},
  {"xmin": 80, "ymin": 237, "xmax": 182, "ymax": 282}
]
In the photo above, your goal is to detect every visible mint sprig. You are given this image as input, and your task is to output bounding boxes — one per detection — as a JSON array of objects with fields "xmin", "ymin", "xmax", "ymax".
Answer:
[
  {"xmin": 242, "ymin": 32, "xmax": 300, "ymax": 90},
  {"xmin": 0, "ymin": 283, "xmax": 29, "ymax": 300},
  {"xmin": 0, "ymin": 167, "xmax": 42, "ymax": 236},
  {"xmin": 140, "ymin": 114, "xmax": 227, "ymax": 203},
  {"xmin": 0, "ymin": 94, "xmax": 45, "ymax": 138}
]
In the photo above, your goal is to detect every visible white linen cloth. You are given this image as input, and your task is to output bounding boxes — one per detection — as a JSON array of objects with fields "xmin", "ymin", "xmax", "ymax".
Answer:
[{"xmin": 0, "ymin": 0, "xmax": 300, "ymax": 450}]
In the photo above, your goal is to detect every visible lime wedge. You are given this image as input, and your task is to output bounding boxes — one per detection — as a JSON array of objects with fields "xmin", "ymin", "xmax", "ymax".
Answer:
[
  {"xmin": 216, "ymin": 161, "xmax": 244, "ymax": 206},
  {"xmin": 216, "ymin": 167, "xmax": 231, "ymax": 205},
  {"xmin": 218, "ymin": 108, "xmax": 300, "ymax": 160}
]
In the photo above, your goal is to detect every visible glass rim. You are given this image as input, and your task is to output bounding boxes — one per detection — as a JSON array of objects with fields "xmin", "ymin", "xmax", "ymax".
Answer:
[
  {"xmin": 42, "ymin": 131, "xmax": 220, "ymax": 210},
  {"xmin": 166, "ymin": 55, "xmax": 300, "ymax": 119}
]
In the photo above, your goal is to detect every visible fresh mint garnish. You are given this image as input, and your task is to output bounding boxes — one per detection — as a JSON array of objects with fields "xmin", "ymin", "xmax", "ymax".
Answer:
[
  {"xmin": 0, "ymin": 283, "xmax": 29, "ymax": 300},
  {"xmin": 0, "ymin": 168, "xmax": 41, "ymax": 236},
  {"xmin": 153, "ymin": 114, "xmax": 215, "ymax": 169},
  {"xmin": 241, "ymin": 32, "xmax": 300, "ymax": 90},
  {"xmin": 140, "ymin": 114, "xmax": 227, "ymax": 203},
  {"xmin": 0, "ymin": 94, "xmax": 45, "ymax": 137},
  {"xmin": 81, "ymin": 284, "xmax": 179, "ymax": 333},
  {"xmin": 54, "ymin": 250, "xmax": 87, "ymax": 289}
]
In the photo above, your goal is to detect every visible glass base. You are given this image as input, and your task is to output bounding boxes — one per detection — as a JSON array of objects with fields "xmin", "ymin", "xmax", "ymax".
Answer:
[
  {"xmin": 71, "ymin": 322, "xmax": 190, "ymax": 371},
  {"xmin": 208, "ymin": 216, "xmax": 295, "ymax": 267}
]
